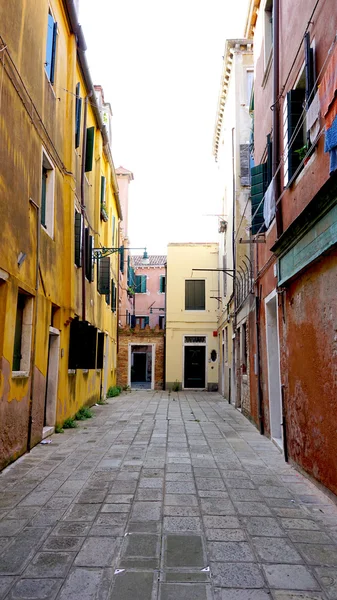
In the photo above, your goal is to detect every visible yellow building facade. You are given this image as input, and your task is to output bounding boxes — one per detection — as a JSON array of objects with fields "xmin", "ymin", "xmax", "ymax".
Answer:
[
  {"xmin": 0, "ymin": 0, "xmax": 121, "ymax": 470},
  {"xmin": 165, "ymin": 243, "xmax": 219, "ymax": 391}
]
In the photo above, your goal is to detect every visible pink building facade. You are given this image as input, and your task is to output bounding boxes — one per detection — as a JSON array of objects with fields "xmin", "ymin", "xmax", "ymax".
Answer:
[
  {"xmin": 116, "ymin": 166, "xmax": 134, "ymax": 328},
  {"xmin": 132, "ymin": 256, "xmax": 166, "ymax": 329}
]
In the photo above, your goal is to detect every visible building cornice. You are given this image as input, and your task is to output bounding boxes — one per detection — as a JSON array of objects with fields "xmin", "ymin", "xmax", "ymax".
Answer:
[
  {"xmin": 212, "ymin": 39, "xmax": 253, "ymax": 161},
  {"xmin": 244, "ymin": 0, "xmax": 261, "ymax": 39}
]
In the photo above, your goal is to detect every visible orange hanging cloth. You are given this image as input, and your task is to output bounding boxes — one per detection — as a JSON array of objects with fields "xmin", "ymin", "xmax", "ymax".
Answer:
[{"xmin": 319, "ymin": 42, "xmax": 337, "ymax": 119}]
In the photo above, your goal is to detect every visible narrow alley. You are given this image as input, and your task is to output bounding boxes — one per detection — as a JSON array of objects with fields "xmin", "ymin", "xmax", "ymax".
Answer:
[{"xmin": 0, "ymin": 392, "xmax": 337, "ymax": 600}]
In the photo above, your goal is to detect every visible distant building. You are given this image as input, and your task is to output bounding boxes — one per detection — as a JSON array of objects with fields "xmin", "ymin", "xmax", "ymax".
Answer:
[
  {"xmin": 165, "ymin": 243, "xmax": 219, "ymax": 391},
  {"xmin": 132, "ymin": 255, "xmax": 166, "ymax": 330},
  {"xmin": 116, "ymin": 166, "xmax": 134, "ymax": 328}
]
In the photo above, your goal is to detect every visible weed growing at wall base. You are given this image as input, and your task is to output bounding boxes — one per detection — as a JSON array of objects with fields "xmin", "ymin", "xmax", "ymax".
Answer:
[
  {"xmin": 75, "ymin": 407, "xmax": 93, "ymax": 420},
  {"xmin": 107, "ymin": 385, "xmax": 122, "ymax": 398}
]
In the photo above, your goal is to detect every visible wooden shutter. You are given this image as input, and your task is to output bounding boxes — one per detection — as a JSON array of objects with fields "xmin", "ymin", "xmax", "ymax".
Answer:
[
  {"xmin": 135, "ymin": 275, "xmax": 141, "ymax": 293},
  {"xmin": 240, "ymin": 144, "xmax": 250, "ymax": 186},
  {"xmin": 160, "ymin": 275, "xmax": 166, "ymax": 293},
  {"xmin": 287, "ymin": 89, "xmax": 305, "ymax": 181},
  {"xmin": 266, "ymin": 133, "xmax": 273, "ymax": 186},
  {"xmin": 41, "ymin": 167, "xmax": 47, "ymax": 227},
  {"xmin": 141, "ymin": 275, "xmax": 147, "ymax": 293},
  {"xmin": 85, "ymin": 231, "xmax": 94, "ymax": 282},
  {"xmin": 50, "ymin": 21, "xmax": 57, "ymax": 84},
  {"xmin": 97, "ymin": 332, "xmax": 104, "ymax": 369},
  {"xmin": 100, "ymin": 176, "xmax": 106, "ymax": 205},
  {"xmin": 74, "ymin": 212, "xmax": 82, "ymax": 267},
  {"xmin": 98, "ymin": 257, "xmax": 110, "ymax": 295},
  {"xmin": 304, "ymin": 32, "xmax": 315, "ymax": 107},
  {"xmin": 145, "ymin": 317, "xmax": 149, "ymax": 327},
  {"xmin": 185, "ymin": 280, "xmax": 205, "ymax": 310},
  {"xmin": 250, "ymin": 163, "xmax": 267, "ymax": 235},
  {"xmin": 131, "ymin": 315, "xmax": 136, "ymax": 328},
  {"xmin": 85, "ymin": 127, "xmax": 95, "ymax": 172},
  {"xmin": 75, "ymin": 83, "xmax": 82, "ymax": 149},
  {"xmin": 112, "ymin": 215, "xmax": 115, "ymax": 246},
  {"xmin": 112, "ymin": 280, "xmax": 117, "ymax": 312},
  {"xmin": 119, "ymin": 245, "xmax": 124, "ymax": 273}
]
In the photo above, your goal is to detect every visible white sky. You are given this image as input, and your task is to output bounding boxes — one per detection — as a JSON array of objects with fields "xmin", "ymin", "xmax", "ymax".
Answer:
[{"xmin": 79, "ymin": 0, "xmax": 249, "ymax": 254}]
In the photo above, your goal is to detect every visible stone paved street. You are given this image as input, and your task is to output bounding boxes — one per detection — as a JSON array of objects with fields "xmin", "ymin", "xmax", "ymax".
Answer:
[{"xmin": 1, "ymin": 391, "xmax": 337, "ymax": 600}]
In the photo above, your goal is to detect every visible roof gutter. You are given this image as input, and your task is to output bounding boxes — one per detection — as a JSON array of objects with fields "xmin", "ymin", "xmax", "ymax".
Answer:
[{"xmin": 63, "ymin": 0, "xmax": 123, "ymax": 222}]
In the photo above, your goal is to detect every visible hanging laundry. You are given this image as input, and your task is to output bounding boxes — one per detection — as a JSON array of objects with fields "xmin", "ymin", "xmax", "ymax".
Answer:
[
  {"xmin": 306, "ymin": 91, "xmax": 320, "ymax": 144},
  {"xmin": 318, "ymin": 41, "xmax": 337, "ymax": 117},
  {"xmin": 263, "ymin": 179, "xmax": 275, "ymax": 230}
]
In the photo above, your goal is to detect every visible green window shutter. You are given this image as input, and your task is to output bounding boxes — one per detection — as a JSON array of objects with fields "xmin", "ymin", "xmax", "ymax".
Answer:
[
  {"xmin": 74, "ymin": 212, "xmax": 83, "ymax": 267},
  {"xmin": 100, "ymin": 175, "xmax": 106, "ymax": 205},
  {"xmin": 119, "ymin": 245, "xmax": 124, "ymax": 273},
  {"xmin": 13, "ymin": 294, "xmax": 25, "ymax": 370},
  {"xmin": 112, "ymin": 215, "xmax": 115, "ymax": 246},
  {"xmin": 97, "ymin": 332, "xmax": 104, "ymax": 369},
  {"xmin": 266, "ymin": 134, "xmax": 273, "ymax": 186},
  {"xmin": 98, "ymin": 257, "xmax": 110, "ymax": 295},
  {"xmin": 85, "ymin": 229, "xmax": 94, "ymax": 282},
  {"xmin": 50, "ymin": 20, "xmax": 57, "ymax": 84},
  {"xmin": 135, "ymin": 275, "xmax": 141, "ymax": 293},
  {"xmin": 75, "ymin": 83, "xmax": 82, "ymax": 149},
  {"xmin": 41, "ymin": 167, "xmax": 47, "ymax": 227},
  {"xmin": 185, "ymin": 280, "xmax": 205, "ymax": 310},
  {"xmin": 85, "ymin": 126, "xmax": 95, "ymax": 172},
  {"xmin": 112, "ymin": 280, "xmax": 117, "ymax": 312},
  {"xmin": 145, "ymin": 317, "xmax": 149, "ymax": 327},
  {"xmin": 160, "ymin": 275, "xmax": 166, "ymax": 293},
  {"xmin": 141, "ymin": 275, "xmax": 147, "ymax": 293},
  {"xmin": 287, "ymin": 89, "xmax": 305, "ymax": 181},
  {"xmin": 250, "ymin": 163, "xmax": 267, "ymax": 235},
  {"xmin": 304, "ymin": 32, "xmax": 315, "ymax": 107}
]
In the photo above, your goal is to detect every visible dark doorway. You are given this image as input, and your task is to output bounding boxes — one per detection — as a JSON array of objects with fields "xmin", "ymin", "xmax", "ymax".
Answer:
[
  {"xmin": 132, "ymin": 353, "xmax": 147, "ymax": 382},
  {"xmin": 184, "ymin": 346, "xmax": 206, "ymax": 389}
]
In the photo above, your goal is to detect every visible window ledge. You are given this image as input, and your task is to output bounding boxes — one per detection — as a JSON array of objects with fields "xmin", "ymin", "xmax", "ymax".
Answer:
[
  {"xmin": 82, "ymin": 369, "xmax": 89, "ymax": 374},
  {"xmin": 44, "ymin": 71, "xmax": 56, "ymax": 98},
  {"xmin": 12, "ymin": 371, "xmax": 29, "ymax": 379},
  {"xmin": 68, "ymin": 369, "xmax": 76, "ymax": 375}
]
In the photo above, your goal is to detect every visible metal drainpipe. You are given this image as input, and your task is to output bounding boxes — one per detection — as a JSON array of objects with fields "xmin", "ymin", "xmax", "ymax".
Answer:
[
  {"xmin": 273, "ymin": 0, "xmax": 282, "ymax": 238},
  {"xmin": 231, "ymin": 127, "xmax": 237, "ymax": 407},
  {"xmin": 163, "ymin": 261, "xmax": 167, "ymax": 390},
  {"xmin": 27, "ymin": 198, "xmax": 41, "ymax": 452},
  {"xmin": 81, "ymin": 95, "xmax": 89, "ymax": 323}
]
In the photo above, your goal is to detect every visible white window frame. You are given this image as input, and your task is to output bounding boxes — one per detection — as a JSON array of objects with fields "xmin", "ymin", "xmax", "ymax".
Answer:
[{"xmin": 12, "ymin": 293, "xmax": 34, "ymax": 377}]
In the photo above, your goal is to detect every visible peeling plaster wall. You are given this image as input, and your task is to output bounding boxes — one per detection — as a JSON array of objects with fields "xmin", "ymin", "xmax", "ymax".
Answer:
[{"xmin": 281, "ymin": 251, "xmax": 337, "ymax": 494}]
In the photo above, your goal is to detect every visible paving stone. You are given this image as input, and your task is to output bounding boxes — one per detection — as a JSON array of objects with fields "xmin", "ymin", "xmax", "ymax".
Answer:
[
  {"xmin": 58, "ymin": 567, "xmax": 113, "ymax": 600},
  {"xmin": 211, "ymin": 563, "xmax": 265, "ymax": 588},
  {"xmin": 0, "ymin": 520, "xmax": 27, "ymax": 536},
  {"xmin": 214, "ymin": 590, "xmax": 272, "ymax": 599},
  {"xmin": 259, "ymin": 486, "xmax": 292, "ymax": 499},
  {"xmin": 75, "ymin": 536, "xmax": 121, "ymax": 567},
  {"xmin": 243, "ymin": 517, "xmax": 285, "ymax": 537},
  {"xmin": 271, "ymin": 508, "xmax": 309, "ymax": 519},
  {"xmin": 6, "ymin": 578, "xmax": 62, "ymax": 600},
  {"xmin": 160, "ymin": 583, "xmax": 210, "ymax": 600},
  {"xmin": 166, "ymin": 465, "xmax": 193, "ymax": 473},
  {"xmin": 165, "ymin": 534, "xmax": 204, "ymax": 567},
  {"xmin": 165, "ymin": 495, "xmax": 198, "ymax": 506},
  {"xmin": 136, "ymin": 489, "xmax": 162, "ymax": 501},
  {"xmin": 272, "ymin": 593, "xmax": 325, "ymax": 599},
  {"xmin": 314, "ymin": 566, "xmax": 337, "ymax": 599},
  {"xmin": 127, "ymin": 522, "xmax": 160, "ymax": 534},
  {"xmin": 76, "ymin": 490, "xmax": 107, "ymax": 503},
  {"xmin": 193, "ymin": 468, "xmax": 222, "ymax": 478},
  {"xmin": 0, "ymin": 577, "xmax": 15, "ymax": 600},
  {"xmin": 296, "ymin": 543, "xmax": 337, "ymax": 566},
  {"xmin": 200, "ymin": 500, "xmax": 236, "ymax": 516},
  {"xmin": 90, "ymin": 513, "xmax": 127, "ymax": 537},
  {"xmin": 131, "ymin": 502, "xmax": 161, "ymax": 521},
  {"xmin": 110, "ymin": 481, "xmax": 137, "ymax": 494},
  {"xmin": 206, "ymin": 529, "xmax": 246, "ymax": 541},
  {"xmin": 123, "ymin": 533, "xmax": 159, "ymax": 558},
  {"xmin": 262, "ymin": 565, "xmax": 320, "ymax": 590},
  {"xmin": 235, "ymin": 503, "xmax": 272, "ymax": 517},
  {"xmin": 196, "ymin": 479, "xmax": 226, "ymax": 491},
  {"xmin": 166, "ymin": 482, "xmax": 196, "ymax": 494},
  {"xmin": 42, "ymin": 536, "xmax": 84, "ymax": 551},
  {"xmin": 23, "ymin": 552, "xmax": 74, "ymax": 578},
  {"xmin": 165, "ymin": 573, "xmax": 210, "ymax": 583},
  {"xmin": 280, "ymin": 519, "xmax": 320, "ymax": 531},
  {"xmin": 5, "ymin": 508, "xmax": 39, "ymax": 520},
  {"xmin": 229, "ymin": 489, "xmax": 262, "ymax": 502},
  {"xmin": 252, "ymin": 537, "xmax": 303, "ymax": 563},
  {"xmin": 110, "ymin": 571, "xmax": 154, "ymax": 600},
  {"xmin": 62, "ymin": 503, "xmax": 100, "ymax": 522},
  {"xmin": 139, "ymin": 478, "xmax": 163, "ymax": 489},
  {"xmin": 209, "ymin": 541, "xmax": 255, "ymax": 562},
  {"xmin": 203, "ymin": 516, "xmax": 240, "ymax": 529},
  {"xmin": 163, "ymin": 517, "xmax": 202, "ymax": 532},
  {"xmin": 28, "ymin": 509, "xmax": 65, "ymax": 527},
  {"xmin": 225, "ymin": 479, "xmax": 256, "ymax": 489},
  {"xmin": 287, "ymin": 530, "xmax": 333, "ymax": 544},
  {"xmin": 101, "ymin": 503, "xmax": 131, "ymax": 513},
  {"xmin": 0, "ymin": 528, "xmax": 49, "ymax": 575},
  {"xmin": 52, "ymin": 522, "xmax": 91, "ymax": 537}
]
